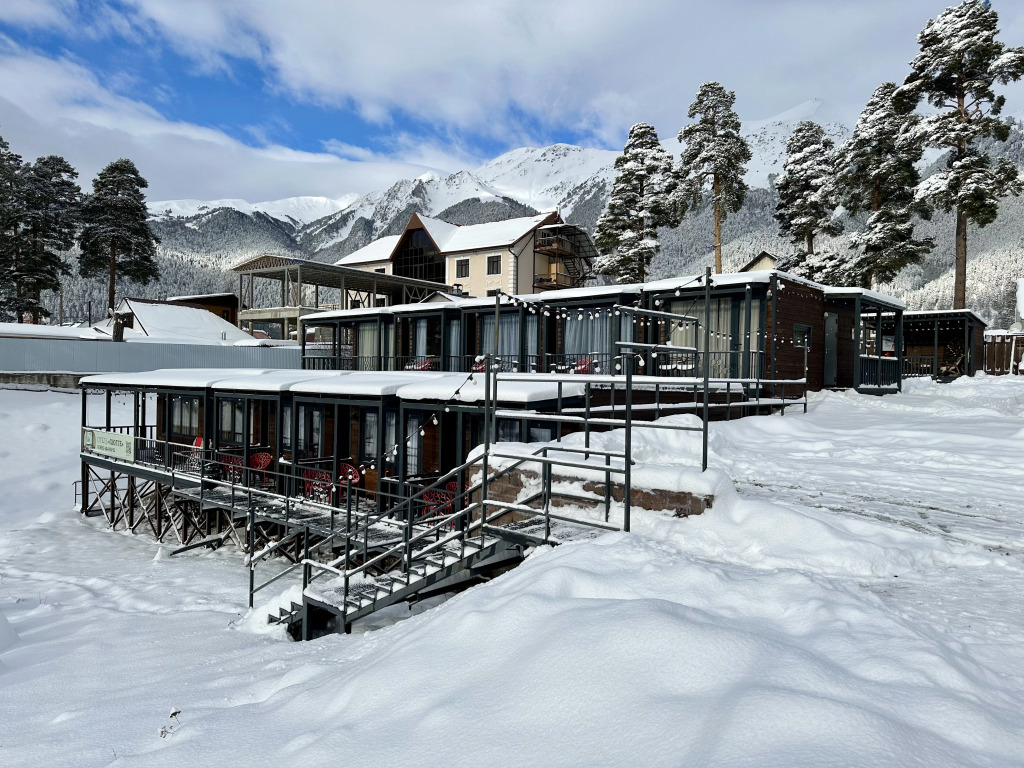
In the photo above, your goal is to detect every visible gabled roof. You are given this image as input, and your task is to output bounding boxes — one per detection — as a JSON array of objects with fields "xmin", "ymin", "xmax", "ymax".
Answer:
[
  {"xmin": 440, "ymin": 212, "xmax": 557, "ymax": 253},
  {"xmin": 334, "ymin": 235, "xmax": 401, "ymax": 266},
  {"xmin": 333, "ymin": 211, "xmax": 561, "ymax": 268}
]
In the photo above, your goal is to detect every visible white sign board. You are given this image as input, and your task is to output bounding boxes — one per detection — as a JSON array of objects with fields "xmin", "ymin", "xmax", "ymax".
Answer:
[{"xmin": 82, "ymin": 429, "xmax": 135, "ymax": 462}]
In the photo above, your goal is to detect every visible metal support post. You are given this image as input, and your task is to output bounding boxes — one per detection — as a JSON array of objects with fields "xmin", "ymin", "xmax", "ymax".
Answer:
[{"xmin": 702, "ymin": 267, "xmax": 711, "ymax": 472}]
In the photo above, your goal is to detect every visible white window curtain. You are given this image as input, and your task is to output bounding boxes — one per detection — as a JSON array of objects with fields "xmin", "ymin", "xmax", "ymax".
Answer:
[
  {"xmin": 414, "ymin": 319, "xmax": 428, "ymax": 358},
  {"xmin": 357, "ymin": 321, "xmax": 378, "ymax": 364},
  {"xmin": 482, "ymin": 313, "xmax": 520, "ymax": 361},
  {"xmin": 563, "ymin": 314, "xmax": 588, "ymax": 355},
  {"xmin": 406, "ymin": 414, "xmax": 421, "ymax": 475},
  {"xmin": 525, "ymin": 314, "xmax": 539, "ymax": 357},
  {"xmin": 447, "ymin": 317, "xmax": 462, "ymax": 361}
]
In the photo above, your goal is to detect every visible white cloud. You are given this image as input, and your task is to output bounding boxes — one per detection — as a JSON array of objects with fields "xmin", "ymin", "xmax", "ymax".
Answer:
[{"xmin": 0, "ymin": 44, "xmax": 449, "ymax": 200}]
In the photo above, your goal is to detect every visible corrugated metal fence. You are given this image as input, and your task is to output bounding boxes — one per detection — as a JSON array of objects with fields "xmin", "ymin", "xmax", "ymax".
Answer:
[{"xmin": 0, "ymin": 338, "xmax": 301, "ymax": 373}]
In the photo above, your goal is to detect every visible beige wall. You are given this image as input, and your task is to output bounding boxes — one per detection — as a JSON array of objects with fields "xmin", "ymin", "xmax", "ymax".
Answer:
[{"xmin": 353, "ymin": 261, "xmax": 392, "ymax": 276}]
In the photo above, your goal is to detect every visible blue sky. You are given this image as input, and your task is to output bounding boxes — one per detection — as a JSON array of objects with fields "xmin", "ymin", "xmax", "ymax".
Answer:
[{"xmin": 1, "ymin": 0, "xmax": 1022, "ymax": 202}]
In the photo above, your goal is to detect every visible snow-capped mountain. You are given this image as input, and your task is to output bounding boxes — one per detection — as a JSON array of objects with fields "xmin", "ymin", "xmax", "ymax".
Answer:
[{"xmin": 65, "ymin": 102, "xmax": 1021, "ymax": 328}]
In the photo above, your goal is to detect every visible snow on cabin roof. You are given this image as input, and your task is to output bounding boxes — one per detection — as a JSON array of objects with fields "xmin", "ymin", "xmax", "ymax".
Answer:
[
  {"xmin": 437, "ymin": 212, "xmax": 555, "ymax": 253},
  {"xmin": 334, "ymin": 235, "xmax": 401, "ymax": 267},
  {"xmin": 211, "ymin": 370, "xmax": 353, "ymax": 392},
  {"xmin": 80, "ymin": 369, "xmax": 274, "ymax": 389},
  {"xmin": 111, "ymin": 299, "xmax": 257, "ymax": 345},
  {"xmin": 396, "ymin": 374, "xmax": 585, "ymax": 404},
  {"xmin": 290, "ymin": 371, "xmax": 448, "ymax": 397},
  {"xmin": 0, "ymin": 322, "xmax": 111, "ymax": 341}
]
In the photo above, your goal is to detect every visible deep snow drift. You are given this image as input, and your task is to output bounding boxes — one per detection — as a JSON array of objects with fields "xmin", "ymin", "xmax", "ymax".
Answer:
[{"xmin": 1, "ymin": 377, "xmax": 1023, "ymax": 767}]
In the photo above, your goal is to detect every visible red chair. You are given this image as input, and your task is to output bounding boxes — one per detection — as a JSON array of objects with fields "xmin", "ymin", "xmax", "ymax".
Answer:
[
  {"xmin": 338, "ymin": 462, "xmax": 360, "ymax": 485},
  {"xmin": 302, "ymin": 468, "xmax": 333, "ymax": 505},
  {"xmin": 221, "ymin": 454, "xmax": 243, "ymax": 483},
  {"xmin": 249, "ymin": 452, "xmax": 274, "ymax": 489},
  {"xmin": 184, "ymin": 436, "xmax": 204, "ymax": 473},
  {"xmin": 574, "ymin": 356, "xmax": 592, "ymax": 374}
]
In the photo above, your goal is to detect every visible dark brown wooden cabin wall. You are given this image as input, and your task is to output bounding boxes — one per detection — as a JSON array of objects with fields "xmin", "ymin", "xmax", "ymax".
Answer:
[
  {"xmin": 349, "ymin": 408, "xmax": 360, "ymax": 463},
  {"xmin": 422, "ymin": 419, "xmax": 440, "ymax": 474},
  {"xmin": 769, "ymin": 284, "xmax": 826, "ymax": 390},
  {"xmin": 832, "ymin": 305, "xmax": 857, "ymax": 388},
  {"xmin": 972, "ymin": 324, "xmax": 984, "ymax": 375}
]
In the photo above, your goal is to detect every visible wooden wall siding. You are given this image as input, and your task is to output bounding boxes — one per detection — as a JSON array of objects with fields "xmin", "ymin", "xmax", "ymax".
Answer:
[
  {"xmin": 422, "ymin": 419, "xmax": 440, "ymax": 474},
  {"xmin": 972, "ymin": 326, "xmax": 985, "ymax": 375},
  {"xmin": 768, "ymin": 284, "xmax": 826, "ymax": 390}
]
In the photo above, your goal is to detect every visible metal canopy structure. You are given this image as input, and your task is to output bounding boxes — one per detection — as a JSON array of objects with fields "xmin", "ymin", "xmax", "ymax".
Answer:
[{"xmin": 232, "ymin": 254, "xmax": 453, "ymax": 338}]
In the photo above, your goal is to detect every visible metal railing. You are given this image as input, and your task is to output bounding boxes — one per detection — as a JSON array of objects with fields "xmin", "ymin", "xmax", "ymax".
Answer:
[
  {"xmin": 859, "ymin": 355, "xmax": 900, "ymax": 388},
  {"xmin": 903, "ymin": 355, "xmax": 936, "ymax": 377}
]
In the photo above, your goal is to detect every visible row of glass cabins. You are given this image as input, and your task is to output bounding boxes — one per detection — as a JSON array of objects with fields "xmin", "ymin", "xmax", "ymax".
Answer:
[{"xmin": 79, "ymin": 270, "xmax": 904, "ymax": 529}]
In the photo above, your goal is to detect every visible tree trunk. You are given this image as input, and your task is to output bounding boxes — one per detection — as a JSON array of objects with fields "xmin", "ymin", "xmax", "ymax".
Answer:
[
  {"xmin": 712, "ymin": 174, "xmax": 722, "ymax": 274},
  {"xmin": 107, "ymin": 243, "xmax": 117, "ymax": 315},
  {"xmin": 954, "ymin": 207, "xmax": 967, "ymax": 309},
  {"xmin": 806, "ymin": 233, "xmax": 815, "ymax": 257}
]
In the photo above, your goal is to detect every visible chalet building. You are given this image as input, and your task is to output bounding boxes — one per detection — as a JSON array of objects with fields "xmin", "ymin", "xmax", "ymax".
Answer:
[
  {"xmin": 301, "ymin": 269, "xmax": 905, "ymax": 394},
  {"xmin": 336, "ymin": 212, "xmax": 595, "ymax": 296},
  {"xmin": 230, "ymin": 212, "xmax": 595, "ymax": 339},
  {"xmin": 76, "ymin": 267, "xmax": 904, "ymax": 639}
]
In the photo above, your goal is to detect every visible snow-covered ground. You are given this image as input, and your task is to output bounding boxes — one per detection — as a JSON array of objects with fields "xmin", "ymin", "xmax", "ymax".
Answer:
[{"xmin": 1, "ymin": 377, "xmax": 1023, "ymax": 767}]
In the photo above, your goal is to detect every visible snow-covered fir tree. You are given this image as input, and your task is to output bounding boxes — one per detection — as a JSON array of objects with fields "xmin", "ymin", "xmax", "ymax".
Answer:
[
  {"xmin": 593, "ymin": 123, "xmax": 679, "ymax": 283},
  {"xmin": 17, "ymin": 156, "xmax": 81, "ymax": 322},
  {"xmin": 774, "ymin": 120, "xmax": 843, "ymax": 276},
  {"xmin": 78, "ymin": 159, "xmax": 160, "ymax": 313},
  {"xmin": 895, "ymin": 0, "xmax": 1024, "ymax": 309},
  {"xmin": 835, "ymin": 82, "xmax": 934, "ymax": 288},
  {"xmin": 676, "ymin": 82, "xmax": 752, "ymax": 274},
  {"xmin": 0, "ymin": 134, "xmax": 23, "ymax": 321}
]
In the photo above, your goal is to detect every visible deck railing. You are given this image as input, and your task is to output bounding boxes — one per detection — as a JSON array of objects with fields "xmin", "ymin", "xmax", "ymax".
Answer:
[
  {"xmin": 859, "ymin": 355, "xmax": 900, "ymax": 388},
  {"xmin": 903, "ymin": 355, "xmax": 936, "ymax": 377}
]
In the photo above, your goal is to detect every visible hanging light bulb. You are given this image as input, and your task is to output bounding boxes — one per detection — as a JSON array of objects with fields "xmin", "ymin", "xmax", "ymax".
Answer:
[
  {"xmin": 419, "ymin": 428, "xmax": 425, "ymax": 436},
  {"xmin": 444, "ymin": 406, "xmax": 450, "ymax": 413}
]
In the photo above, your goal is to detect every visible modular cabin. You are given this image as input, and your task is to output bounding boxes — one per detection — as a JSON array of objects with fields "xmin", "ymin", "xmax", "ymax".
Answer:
[
  {"xmin": 302, "ymin": 270, "xmax": 906, "ymax": 394},
  {"xmin": 881, "ymin": 309, "xmax": 987, "ymax": 379}
]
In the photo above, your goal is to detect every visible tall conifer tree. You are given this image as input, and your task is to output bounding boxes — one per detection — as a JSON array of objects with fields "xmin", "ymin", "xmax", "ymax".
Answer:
[
  {"xmin": 836, "ymin": 83, "xmax": 933, "ymax": 288},
  {"xmin": 676, "ymin": 82, "xmax": 751, "ymax": 274},
  {"xmin": 0, "ymin": 135, "xmax": 24, "ymax": 321},
  {"xmin": 594, "ymin": 122, "xmax": 678, "ymax": 283},
  {"xmin": 896, "ymin": 0, "xmax": 1024, "ymax": 308},
  {"xmin": 18, "ymin": 156, "xmax": 82, "ymax": 321},
  {"xmin": 774, "ymin": 120, "xmax": 842, "ymax": 274},
  {"xmin": 78, "ymin": 159, "xmax": 160, "ymax": 313}
]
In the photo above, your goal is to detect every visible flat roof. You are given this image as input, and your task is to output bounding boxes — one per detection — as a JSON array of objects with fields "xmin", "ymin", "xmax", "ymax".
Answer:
[
  {"xmin": 291, "ymin": 371, "xmax": 448, "ymax": 397},
  {"xmin": 302, "ymin": 269, "xmax": 905, "ymax": 323},
  {"xmin": 80, "ymin": 369, "xmax": 274, "ymax": 389},
  {"xmin": 902, "ymin": 309, "xmax": 988, "ymax": 326},
  {"xmin": 211, "ymin": 370, "xmax": 353, "ymax": 392},
  {"xmin": 396, "ymin": 374, "xmax": 586, "ymax": 404}
]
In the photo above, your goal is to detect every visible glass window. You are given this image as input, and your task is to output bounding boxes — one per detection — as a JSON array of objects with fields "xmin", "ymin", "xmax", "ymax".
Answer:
[
  {"xmin": 794, "ymin": 324, "xmax": 811, "ymax": 350},
  {"xmin": 218, "ymin": 398, "xmax": 244, "ymax": 445},
  {"xmin": 362, "ymin": 410, "xmax": 379, "ymax": 461},
  {"xmin": 170, "ymin": 396, "xmax": 200, "ymax": 439},
  {"xmin": 281, "ymin": 404, "xmax": 292, "ymax": 450},
  {"xmin": 394, "ymin": 229, "xmax": 445, "ymax": 282},
  {"xmin": 497, "ymin": 420, "xmax": 520, "ymax": 443},
  {"xmin": 456, "ymin": 259, "xmax": 469, "ymax": 279},
  {"xmin": 487, "ymin": 254, "xmax": 501, "ymax": 275},
  {"xmin": 385, "ymin": 410, "xmax": 397, "ymax": 465},
  {"xmin": 406, "ymin": 414, "xmax": 422, "ymax": 475}
]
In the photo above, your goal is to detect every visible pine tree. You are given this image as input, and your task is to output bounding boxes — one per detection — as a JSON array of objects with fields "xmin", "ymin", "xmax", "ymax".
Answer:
[
  {"xmin": 0, "ymin": 134, "xmax": 24, "ymax": 321},
  {"xmin": 17, "ymin": 156, "xmax": 82, "ymax": 322},
  {"xmin": 774, "ymin": 120, "xmax": 843, "ymax": 274},
  {"xmin": 895, "ymin": 0, "xmax": 1024, "ymax": 309},
  {"xmin": 835, "ymin": 82, "xmax": 934, "ymax": 288},
  {"xmin": 676, "ymin": 82, "xmax": 752, "ymax": 274},
  {"xmin": 78, "ymin": 158, "xmax": 160, "ymax": 313},
  {"xmin": 594, "ymin": 122, "xmax": 678, "ymax": 283}
]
